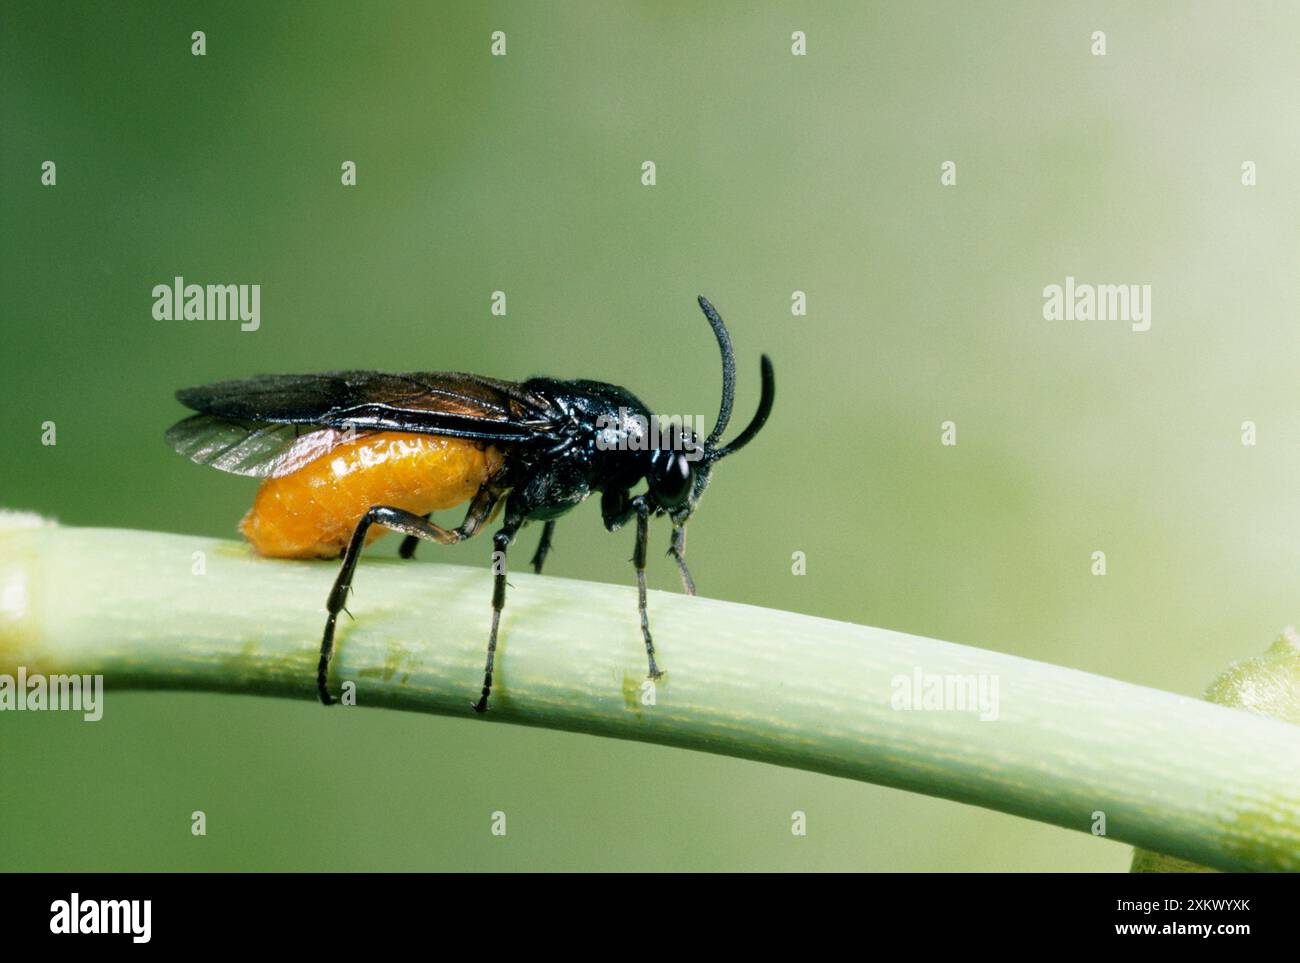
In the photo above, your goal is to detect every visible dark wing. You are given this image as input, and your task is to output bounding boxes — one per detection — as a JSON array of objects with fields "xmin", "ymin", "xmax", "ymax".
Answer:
[{"xmin": 167, "ymin": 370, "xmax": 562, "ymax": 478}]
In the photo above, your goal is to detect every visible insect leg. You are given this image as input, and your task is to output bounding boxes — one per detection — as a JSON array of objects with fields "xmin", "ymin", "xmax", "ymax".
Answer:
[
  {"xmin": 473, "ymin": 516, "xmax": 522, "ymax": 714},
  {"xmin": 529, "ymin": 520, "xmax": 556, "ymax": 574},
  {"xmin": 632, "ymin": 496, "xmax": 665, "ymax": 680},
  {"xmin": 398, "ymin": 514, "xmax": 432, "ymax": 560},
  {"xmin": 667, "ymin": 525, "xmax": 697, "ymax": 596},
  {"xmin": 318, "ymin": 490, "xmax": 498, "ymax": 706}
]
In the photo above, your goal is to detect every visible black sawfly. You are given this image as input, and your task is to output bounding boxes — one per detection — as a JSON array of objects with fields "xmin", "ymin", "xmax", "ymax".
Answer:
[{"xmin": 167, "ymin": 295, "xmax": 774, "ymax": 712}]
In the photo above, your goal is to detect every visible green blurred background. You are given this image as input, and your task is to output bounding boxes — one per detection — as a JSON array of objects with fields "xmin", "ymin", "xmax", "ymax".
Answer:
[{"xmin": 2, "ymin": 1, "xmax": 1297, "ymax": 871}]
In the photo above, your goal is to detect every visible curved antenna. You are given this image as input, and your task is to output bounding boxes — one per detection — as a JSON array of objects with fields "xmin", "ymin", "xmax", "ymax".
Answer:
[
  {"xmin": 697, "ymin": 295, "xmax": 736, "ymax": 451},
  {"xmin": 709, "ymin": 355, "xmax": 775, "ymax": 461}
]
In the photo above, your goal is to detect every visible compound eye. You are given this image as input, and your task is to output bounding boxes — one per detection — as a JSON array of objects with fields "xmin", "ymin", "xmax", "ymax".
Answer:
[{"xmin": 650, "ymin": 450, "xmax": 693, "ymax": 508}]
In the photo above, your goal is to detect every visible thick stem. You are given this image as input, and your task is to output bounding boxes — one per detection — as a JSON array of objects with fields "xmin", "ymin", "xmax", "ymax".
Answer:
[
  {"xmin": 1130, "ymin": 628, "xmax": 1300, "ymax": 872},
  {"xmin": 2, "ymin": 514, "xmax": 1298, "ymax": 871}
]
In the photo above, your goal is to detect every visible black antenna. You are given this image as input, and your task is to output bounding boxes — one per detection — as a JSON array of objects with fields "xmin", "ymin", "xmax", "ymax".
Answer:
[
  {"xmin": 697, "ymin": 295, "xmax": 736, "ymax": 451},
  {"xmin": 709, "ymin": 355, "xmax": 774, "ymax": 461}
]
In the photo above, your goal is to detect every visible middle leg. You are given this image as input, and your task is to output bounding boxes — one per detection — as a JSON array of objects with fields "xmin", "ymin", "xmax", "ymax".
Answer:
[
  {"xmin": 529, "ymin": 520, "xmax": 556, "ymax": 574},
  {"xmin": 472, "ymin": 516, "xmax": 522, "ymax": 714}
]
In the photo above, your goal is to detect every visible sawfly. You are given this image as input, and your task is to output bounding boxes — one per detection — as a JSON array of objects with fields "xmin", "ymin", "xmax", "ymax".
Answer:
[{"xmin": 167, "ymin": 296, "xmax": 774, "ymax": 712}]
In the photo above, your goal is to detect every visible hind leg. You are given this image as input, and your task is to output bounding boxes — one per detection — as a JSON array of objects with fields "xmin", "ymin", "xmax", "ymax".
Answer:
[{"xmin": 318, "ymin": 488, "xmax": 498, "ymax": 704}]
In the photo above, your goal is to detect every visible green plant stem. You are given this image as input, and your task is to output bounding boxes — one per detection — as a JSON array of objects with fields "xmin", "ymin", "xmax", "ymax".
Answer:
[
  {"xmin": 2, "ymin": 514, "xmax": 1298, "ymax": 871},
  {"xmin": 1130, "ymin": 629, "xmax": 1300, "ymax": 872}
]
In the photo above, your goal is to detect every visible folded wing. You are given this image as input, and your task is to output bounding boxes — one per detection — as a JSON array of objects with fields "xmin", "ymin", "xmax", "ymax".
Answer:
[{"xmin": 168, "ymin": 371, "xmax": 561, "ymax": 477}]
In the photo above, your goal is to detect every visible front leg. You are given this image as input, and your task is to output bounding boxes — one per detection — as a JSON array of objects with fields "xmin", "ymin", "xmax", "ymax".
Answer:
[
  {"xmin": 632, "ymin": 496, "xmax": 665, "ymax": 680},
  {"xmin": 667, "ymin": 524, "xmax": 697, "ymax": 596}
]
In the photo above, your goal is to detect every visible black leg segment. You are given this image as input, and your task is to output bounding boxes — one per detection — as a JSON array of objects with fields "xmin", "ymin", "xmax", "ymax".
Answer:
[
  {"xmin": 318, "ymin": 491, "xmax": 497, "ymax": 706},
  {"xmin": 473, "ymin": 519, "xmax": 521, "ymax": 714},
  {"xmin": 632, "ymin": 496, "xmax": 664, "ymax": 680},
  {"xmin": 667, "ymin": 524, "xmax": 697, "ymax": 596},
  {"xmin": 529, "ymin": 520, "xmax": 556, "ymax": 574},
  {"xmin": 398, "ymin": 513, "xmax": 432, "ymax": 559}
]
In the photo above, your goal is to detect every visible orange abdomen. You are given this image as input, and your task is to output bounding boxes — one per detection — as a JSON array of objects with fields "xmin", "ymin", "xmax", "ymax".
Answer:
[{"xmin": 240, "ymin": 432, "xmax": 504, "ymax": 558}]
